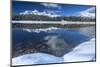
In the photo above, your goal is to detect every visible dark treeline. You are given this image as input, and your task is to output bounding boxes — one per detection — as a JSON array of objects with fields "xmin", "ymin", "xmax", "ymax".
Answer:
[
  {"xmin": 12, "ymin": 23, "xmax": 95, "ymax": 29},
  {"xmin": 12, "ymin": 14, "xmax": 95, "ymax": 22}
]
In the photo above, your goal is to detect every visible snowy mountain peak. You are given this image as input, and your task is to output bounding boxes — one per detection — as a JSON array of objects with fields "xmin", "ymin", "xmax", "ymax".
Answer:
[{"xmin": 19, "ymin": 10, "xmax": 61, "ymax": 17}]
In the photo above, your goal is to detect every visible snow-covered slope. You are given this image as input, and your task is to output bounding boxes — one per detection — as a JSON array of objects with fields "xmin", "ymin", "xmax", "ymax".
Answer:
[
  {"xmin": 12, "ymin": 53, "xmax": 63, "ymax": 65},
  {"xmin": 12, "ymin": 38, "xmax": 95, "ymax": 66},
  {"xmin": 63, "ymin": 38, "xmax": 95, "ymax": 62}
]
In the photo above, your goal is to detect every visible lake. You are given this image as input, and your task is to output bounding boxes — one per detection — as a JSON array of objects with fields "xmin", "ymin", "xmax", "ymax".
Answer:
[{"xmin": 12, "ymin": 25, "xmax": 95, "ymax": 58}]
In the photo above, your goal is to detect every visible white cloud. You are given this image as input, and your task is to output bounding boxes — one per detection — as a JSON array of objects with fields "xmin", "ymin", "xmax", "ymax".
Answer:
[
  {"xmin": 41, "ymin": 3, "xmax": 61, "ymax": 9},
  {"xmin": 79, "ymin": 7, "xmax": 95, "ymax": 18},
  {"xmin": 19, "ymin": 10, "xmax": 61, "ymax": 17}
]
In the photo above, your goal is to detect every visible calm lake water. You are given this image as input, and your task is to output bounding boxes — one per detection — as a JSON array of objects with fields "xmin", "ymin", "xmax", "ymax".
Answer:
[{"xmin": 12, "ymin": 26, "xmax": 95, "ymax": 57}]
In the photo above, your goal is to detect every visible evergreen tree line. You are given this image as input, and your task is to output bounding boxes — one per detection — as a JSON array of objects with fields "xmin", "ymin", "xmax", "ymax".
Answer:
[{"xmin": 12, "ymin": 14, "xmax": 95, "ymax": 22}]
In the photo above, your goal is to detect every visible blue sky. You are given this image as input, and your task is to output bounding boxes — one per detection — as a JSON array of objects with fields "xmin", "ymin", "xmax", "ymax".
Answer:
[{"xmin": 12, "ymin": 1, "xmax": 95, "ymax": 16}]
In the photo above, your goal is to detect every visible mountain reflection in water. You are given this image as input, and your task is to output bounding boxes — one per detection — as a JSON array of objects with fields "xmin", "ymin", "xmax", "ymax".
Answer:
[{"xmin": 12, "ymin": 26, "xmax": 95, "ymax": 58}]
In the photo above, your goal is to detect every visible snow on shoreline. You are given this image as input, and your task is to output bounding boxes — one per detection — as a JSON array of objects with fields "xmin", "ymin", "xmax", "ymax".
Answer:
[
  {"xmin": 12, "ymin": 38, "xmax": 95, "ymax": 65},
  {"xmin": 12, "ymin": 21, "xmax": 95, "ymax": 24}
]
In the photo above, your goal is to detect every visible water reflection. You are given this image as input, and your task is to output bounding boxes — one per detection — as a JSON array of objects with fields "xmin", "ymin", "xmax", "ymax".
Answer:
[
  {"xmin": 70, "ymin": 26, "xmax": 95, "ymax": 38},
  {"xmin": 12, "ymin": 26, "xmax": 95, "ymax": 58}
]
